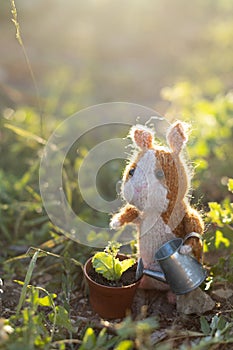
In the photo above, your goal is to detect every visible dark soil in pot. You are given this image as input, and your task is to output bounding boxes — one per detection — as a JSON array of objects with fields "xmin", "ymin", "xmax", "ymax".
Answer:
[{"xmin": 88, "ymin": 264, "xmax": 137, "ymax": 287}]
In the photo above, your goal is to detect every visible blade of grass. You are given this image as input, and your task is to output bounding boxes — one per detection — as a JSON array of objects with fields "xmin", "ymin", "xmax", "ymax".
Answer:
[
  {"xmin": 4, "ymin": 123, "xmax": 46, "ymax": 145},
  {"xmin": 5, "ymin": 246, "xmax": 83, "ymax": 269},
  {"xmin": 39, "ymin": 234, "xmax": 68, "ymax": 249},
  {"xmin": 0, "ymin": 219, "xmax": 11, "ymax": 241},
  {"xmin": 16, "ymin": 250, "xmax": 39, "ymax": 315},
  {"xmin": 10, "ymin": 0, "xmax": 44, "ymax": 136},
  {"xmin": 26, "ymin": 185, "xmax": 42, "ymax": 202}
]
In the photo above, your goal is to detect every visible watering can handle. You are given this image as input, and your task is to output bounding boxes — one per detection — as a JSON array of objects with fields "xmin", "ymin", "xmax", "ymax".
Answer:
[{"xmin": 183, "ymin": 232, "xmax": 203, "ymax": 242}]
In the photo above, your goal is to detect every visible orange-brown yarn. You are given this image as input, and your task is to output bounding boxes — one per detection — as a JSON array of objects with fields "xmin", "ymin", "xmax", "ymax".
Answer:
[
  {"xmin": 155, "ymin": 150, "xmax": 183, "ymax": 224},
  {"xmin": 117, "ymin": 205, "xmax": 139, "ymax": 225},
  {"xmin": 134, "ymin": 129, "xmax": 153, "ymax": 149},
  {"xmin": 154, "ymin": 148, "xmax": 203, "ymax": 261}
]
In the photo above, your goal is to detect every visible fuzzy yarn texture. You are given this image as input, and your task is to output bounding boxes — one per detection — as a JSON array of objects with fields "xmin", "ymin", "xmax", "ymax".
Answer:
[{"xmin": 110, "ymin": 121, "xmax": 204, "ymax": 290}]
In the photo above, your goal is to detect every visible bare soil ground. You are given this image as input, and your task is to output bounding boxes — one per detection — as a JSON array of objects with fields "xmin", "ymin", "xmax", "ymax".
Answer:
[{"xmin": 1, "ymin": 263, "xmax": 232, "ymax": 348}]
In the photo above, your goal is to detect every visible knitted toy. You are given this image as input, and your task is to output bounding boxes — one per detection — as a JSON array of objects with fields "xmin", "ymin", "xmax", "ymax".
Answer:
[{"xmin": 110, "ymin": 121, "xmax": 204, "ymax": 290}]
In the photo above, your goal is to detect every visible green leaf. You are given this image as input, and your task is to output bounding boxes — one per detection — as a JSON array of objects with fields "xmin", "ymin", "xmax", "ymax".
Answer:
[
  {"xmin": 208, "ymin": 202, "xmax": 221, "ymax": 211},
  {"xmin": 114, "ymin": 340, "xmax": 134, "ymax": 350},
  {"xmin": 208, "ymin": 202, "xmax": 221, "ymax": 224},
  {"xmin": 210, "ymin": 315, "xmax": 219, "ymax": 334},
  {"xmin": 114, "ymin": 260, "xmax": 123, "ymax": 280},
  {"xmin": 136, "ymin": 318, "xmax": 158, "ymax": 332},
  {"xmin": 200, "ymin": 316, "xmax": 211, "ymax": 335},
  {"xmin": 116, "ymin": 316, "xmax": 157, "ymax": 339},
  {"xmin": 96, "ymin": 328, "xmax": 107, "ymax": 347},
  {"xmin": 105, "ymin": 241, "xmax": 121, "ymax": 256},
  {"xmin": 120, "ymin": 259, "xmax": 135, "ymax": 274},
  {"xmin": 80, "ymin": 328, "xmax": 96, "ymax": 350},
  {"xmin": 92, "ymin": 251, "xmax": 135, "ymax": 281},
  {"xmin": 49, "ymin": 305, "xmax": 75, "ymax": 332},
  {"xmin": 216, "ymin": 315, "xmax": 227, "ymax": 331},
  {"xmin": 92, "ymin": 252, "xmax": 119, "ymax": 281},
  {"xmin": 215, "ymin": 230, "xmax": 230, "ymax": 249},
  {"xmin": 36, "ymin": 294, "xmax": 57, "ymax": 307},
  {"xmin": 228, "ymin": 178, "xmax": 233, "ymax": 193}
]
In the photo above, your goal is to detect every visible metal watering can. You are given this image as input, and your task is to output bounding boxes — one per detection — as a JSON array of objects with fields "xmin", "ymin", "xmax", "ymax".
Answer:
[{"xmin": 136, "ymin": 233, "xmax": 207, "ymax": 295}]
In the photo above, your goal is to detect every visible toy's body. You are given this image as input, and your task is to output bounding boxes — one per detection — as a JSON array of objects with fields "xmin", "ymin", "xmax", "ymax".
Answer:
[{"xmin": 110, "ymin": 121, "xmax": 204, "ymax": 290}]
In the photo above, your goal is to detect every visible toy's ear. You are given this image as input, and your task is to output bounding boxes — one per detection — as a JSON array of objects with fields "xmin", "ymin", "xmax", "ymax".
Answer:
[
  {"xmin": 130, "ymin": 125, "xmax": 154, "ymax": 150},
  {"xmin": 167, "ymin": 121, "xmax": 189, "ymax": 155}
]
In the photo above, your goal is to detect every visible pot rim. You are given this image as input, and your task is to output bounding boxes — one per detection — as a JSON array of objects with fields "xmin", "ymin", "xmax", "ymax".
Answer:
[{"xmin": 84, "ymin": 255, "xmax": 141, "ymax": 290}]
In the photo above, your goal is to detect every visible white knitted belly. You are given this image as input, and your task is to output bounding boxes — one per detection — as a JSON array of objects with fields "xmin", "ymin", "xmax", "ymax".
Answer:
[
  {"xmin": 138, "ymin": 217, "xmax": 176, "ymax": 290},
  {"xmin": 139, "ymin": 216, "xmax": 175, "ymax": 267}
]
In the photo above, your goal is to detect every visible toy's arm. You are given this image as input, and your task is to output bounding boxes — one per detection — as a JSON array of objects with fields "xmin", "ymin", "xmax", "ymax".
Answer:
[
  {"xmin": 110, "ymin": 205, "xmax": 140, "ymax": 229},
  {"xmin": 183, "ymin": 207, "xmax": 204, "ymax": 234},
  {"xmin": 181, "ymin": 208, "xmax": 204, "ymax": 262}
]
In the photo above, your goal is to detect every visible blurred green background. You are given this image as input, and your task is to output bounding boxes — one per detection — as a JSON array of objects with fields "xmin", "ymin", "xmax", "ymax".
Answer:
[
  {"xmin": 0, "ymin": 0, "xmax": 233, "ymax": 250},
  {"xmin": 1, "ymin": 0, "xmax": 232, "ymax": 109}
]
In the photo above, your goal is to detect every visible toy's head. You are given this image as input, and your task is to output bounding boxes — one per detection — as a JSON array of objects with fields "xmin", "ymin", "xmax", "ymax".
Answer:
[{"xmin": 121, "ymin": 121, "xmax": 190, "ymax": 222}]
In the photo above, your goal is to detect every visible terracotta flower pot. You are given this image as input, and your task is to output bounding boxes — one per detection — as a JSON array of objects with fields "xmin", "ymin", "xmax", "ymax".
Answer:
[{"xmin": 84, "ymin": 255, "xmax": 141, "ymax": 319}]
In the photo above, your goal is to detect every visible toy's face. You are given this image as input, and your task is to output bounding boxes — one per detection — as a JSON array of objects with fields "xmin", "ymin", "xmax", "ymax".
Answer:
[{"xmin": 122, "ymin": 149, "xmax": 169, "ymax": 213}]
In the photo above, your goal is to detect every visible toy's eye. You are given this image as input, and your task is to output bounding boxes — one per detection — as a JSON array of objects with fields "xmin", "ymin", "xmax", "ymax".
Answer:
[
  {"xmin": 155, "ymin": 169, "xmax": 164, "ymax": 180},
  {"xmin": 128, "ymin": 167, "xmax": 135, "ymax": 177}
]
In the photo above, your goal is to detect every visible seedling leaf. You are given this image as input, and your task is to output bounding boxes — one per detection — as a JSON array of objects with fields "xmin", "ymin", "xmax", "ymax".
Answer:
[{"xmin": 92, "ymin": 246, "xmax": 135, "ymax": 282}]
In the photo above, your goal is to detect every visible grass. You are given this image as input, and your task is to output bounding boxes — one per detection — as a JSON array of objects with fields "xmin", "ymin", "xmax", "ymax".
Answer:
[{"xmin": 0, "ymin": 183, "xmax": 232, "ymax": 349}]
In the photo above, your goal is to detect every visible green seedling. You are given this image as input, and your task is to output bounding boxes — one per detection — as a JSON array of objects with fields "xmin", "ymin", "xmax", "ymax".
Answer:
[{"xmin": 92, "ymin": 241, "xmax": 135, "ymax": 282}]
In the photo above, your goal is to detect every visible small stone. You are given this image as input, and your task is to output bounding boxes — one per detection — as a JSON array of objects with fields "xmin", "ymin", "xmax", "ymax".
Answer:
[
  {"xmin": 212, "ymin": 288, "xmax": 233, "ymax": 300},
  {"xmin": 176, "ymin": 288, "xmax": 215, "ymax": 315}
]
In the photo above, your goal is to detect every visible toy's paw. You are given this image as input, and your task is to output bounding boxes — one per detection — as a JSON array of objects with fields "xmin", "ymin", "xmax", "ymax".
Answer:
[
  {"xmin": 179, "ymin": 244, "xmax": 192, "ymax": 255},
  {"xmin": 110, "ymin": 216, "xmax": 121, "ymax": 230},
  {"xmin": 167, "ymin": 290, "xmax": 177, "ymax": 305}
]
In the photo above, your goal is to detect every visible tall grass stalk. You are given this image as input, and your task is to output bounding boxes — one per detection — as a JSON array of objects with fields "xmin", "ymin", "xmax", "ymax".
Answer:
[
  {"xmin": 16, "ymin": 250, "xmax": 39, "ymax": 315},
  {"xmin": 10, "ymin": 0, "xmax": 44, "ymax": 137}
]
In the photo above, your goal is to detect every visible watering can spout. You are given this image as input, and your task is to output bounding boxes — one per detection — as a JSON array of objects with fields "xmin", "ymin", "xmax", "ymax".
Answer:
[
  {"xmin": 136, "ymin": 258, "xmax": 167, "ymax": 284},
  {"xmin": 143, "ymin": 269, "xmax": 167, "ymax": 283}
]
